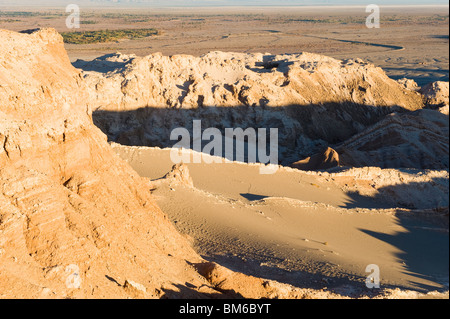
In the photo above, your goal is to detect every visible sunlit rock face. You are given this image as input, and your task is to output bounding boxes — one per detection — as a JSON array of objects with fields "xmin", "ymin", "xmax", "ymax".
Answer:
[{"xmin": 0, "ymin": 28, "xmax": 210, "ymax": 299}]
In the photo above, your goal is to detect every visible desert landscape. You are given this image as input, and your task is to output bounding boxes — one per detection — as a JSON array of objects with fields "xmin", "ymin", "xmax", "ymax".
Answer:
[{"xmin": 0, "ymin": 3, "xmax": 449, "ymax": 301}]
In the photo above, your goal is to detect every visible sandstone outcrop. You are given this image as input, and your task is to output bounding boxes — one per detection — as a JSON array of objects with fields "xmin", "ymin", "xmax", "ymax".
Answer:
[
  {"xmin": 0, "ymin": 28, "xmax": 219, "ymax": 298},
  {"xmin": 1, "ymin": 28, "xmax": 448, "ymax": 298},
  {"xmin": 77, "ymin": 51, "xmax": 426, "ymax": 164},
  {"xmin": 2, "ymin": 28, "xmax": 326, "ymax": 299},
  {"xmin": 420, "ymin": 81, "xmax": 449, "ymax": 109},
  {"xmin": 336, "ymin": 109, "xmax": 449, "ymax": 170},
  {"xmin": 76, "ymin": 51, "xmax": 424, "ymax": 111},
  {"xmin": 291, "ymin": 147, "xmax": 340, "ymax": 171},
  {"xmin": 152, "ymin": 163, "xmax": 195, "ymax": 189},
  {"xmin": 195, "ymin": 262, "xmax": 348, "ymax": 299}
]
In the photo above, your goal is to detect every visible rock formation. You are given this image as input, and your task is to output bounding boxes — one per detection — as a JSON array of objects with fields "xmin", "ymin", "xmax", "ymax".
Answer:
[
  {"xmin": 0, "ymin": 28, "xmax": 216, "ymax": 298},
  {"xmin": 335, "ymin": 109, "xmax": 449, "ymax": 170},
  {"xmin": 291, "ymin": 147, "xmax": 340, "ymax": 171},
  {"xmin": 1, "ymin": 28, "xmax": 448, "ymax": 298},
  {"xmin": 420, "ymin": 81, "xmax": 449, "ymax": 110},
  {"xmin": 321, "ymin": 167, "xmax": 449, "ymax": 210},
  {"xmin": 397, "ymin": 78, "xmax": 420, "ymax": 91},
  {"xmin": 194, "ymin": 262, "xmax": 348, "ymax": 299},
  {"xmin": 1, "ymin": 28, "xmax": 325, "ymax": 299},
  {"xmin": 289, "ymin": 82, "xmax": 449, "ymax": 171},
  {"xmin": 76, "ymin": 51, "xmax": 425, "ymax": 164},
  {"xmin": 76, "ymin": 51, "xmax": 423, "ymax": 111},
  {"xmin": 153, "ymin": 163, "xmax": 195, "ymax": 188}
]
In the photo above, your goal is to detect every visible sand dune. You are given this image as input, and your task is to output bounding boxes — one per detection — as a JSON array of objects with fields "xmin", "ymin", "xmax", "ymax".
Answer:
[
  {"xmin": 2, "ymin": 28, "xmax": 359, "ymax": 299},
  {"xmin": 113, "ymin": 145, "xmax": 449, "ymax": 297}
]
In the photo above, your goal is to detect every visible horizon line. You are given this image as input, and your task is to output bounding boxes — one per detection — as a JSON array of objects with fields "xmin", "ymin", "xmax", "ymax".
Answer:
[{"xmin": 1, "ymin": 4, "xmax": 449, "ymax": 8}]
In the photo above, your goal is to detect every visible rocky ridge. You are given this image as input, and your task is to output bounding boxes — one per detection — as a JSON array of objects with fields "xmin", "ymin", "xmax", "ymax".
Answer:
[
  {"xmin": 0, "ymin": 28, "xmax": 337, "ymax": 299},
  {"xmin": 74, "ymin": 52, "xmax": 448, "ymax": 169}
]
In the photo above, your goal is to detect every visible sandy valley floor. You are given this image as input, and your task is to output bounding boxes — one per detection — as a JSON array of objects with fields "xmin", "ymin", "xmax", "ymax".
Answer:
[{"xmin": 113, "ymin": 145, "xmax": 449, "ymax": 297}]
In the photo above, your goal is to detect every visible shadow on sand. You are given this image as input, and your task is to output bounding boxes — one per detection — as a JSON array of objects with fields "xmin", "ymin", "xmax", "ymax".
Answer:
[
  {"xmin": 360, "ymin": 209, "xmax": 449, "ymax": 292},
  {"xmin": 90, "ymin": 103, "xmax": 448, "ymax": 295},
  {"xmin": 92, "ymin": 102, "xmax": 409, "ymax": 166}
]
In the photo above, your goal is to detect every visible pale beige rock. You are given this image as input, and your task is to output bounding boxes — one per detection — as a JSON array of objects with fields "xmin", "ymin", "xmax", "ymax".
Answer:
[
  {"xmin": 420, "ymin": 81, "xmax": 450, "ymax": 109},
  {"xmin": 397, "ymin": 78, "xmax": 419, "ymax": 91},
  {"xmin": 336, "ymin": 110, "xmax": 449, "ymax": 170},
  {"xmin": 86, "ymin": 51, "xmax": 429, "ymax": 164},
  {"xmin": 195, "ymin": 262, "xmax": 348, "ymax": 299},
  {"xmin": 0, "ymin": 28, "xmax": 209, "ymax": 299},
  {"xmin": 164, "ymin": 163, "xmax": 195, "ymax": 188},
  {"xmin": 123, "ymin": 280, "xmax": 148, "ymax": 299},
  {"xmin": 439, "ymin": 105, "xmax": 449, "ymax": 115},
  {"xmin": 76, "ymin": 52, "xmax": 424, "ymax": 111}
]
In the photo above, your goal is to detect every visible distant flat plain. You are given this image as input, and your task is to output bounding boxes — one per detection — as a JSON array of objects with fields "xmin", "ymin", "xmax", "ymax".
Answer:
[{"xmin": 1, "ymin": 5, "xmax": 448, "ymax": 85}]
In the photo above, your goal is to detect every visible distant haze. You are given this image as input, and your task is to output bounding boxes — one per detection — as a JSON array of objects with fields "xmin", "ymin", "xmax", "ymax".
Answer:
[{"xmin": 0, "ymin": 0, "xmax": 449, "ymax": 7}]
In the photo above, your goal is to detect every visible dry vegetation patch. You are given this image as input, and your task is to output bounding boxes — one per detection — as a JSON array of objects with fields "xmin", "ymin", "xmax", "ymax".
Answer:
[{"xmin": 61, "ymin": 28, "xmax": 160, "ymax": 44}]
